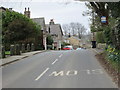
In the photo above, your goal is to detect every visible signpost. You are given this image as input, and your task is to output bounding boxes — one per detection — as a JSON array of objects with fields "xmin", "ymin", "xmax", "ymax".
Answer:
[{"xmin": 101, "ymin": 16, "xmax": 108, "ymax": 25}]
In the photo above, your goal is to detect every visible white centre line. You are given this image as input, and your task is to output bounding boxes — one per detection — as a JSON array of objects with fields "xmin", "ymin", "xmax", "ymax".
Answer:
[
  {"xmin": 35, "ymin": 68, "xmax": 49, "ymax": 81},
  {"xmin": 59, "ymin": 54, "xmax": 63, "ymax": 58},
  {"xmin": 52, "ymin": 59, "xmax": 58, "ymax": 65}
]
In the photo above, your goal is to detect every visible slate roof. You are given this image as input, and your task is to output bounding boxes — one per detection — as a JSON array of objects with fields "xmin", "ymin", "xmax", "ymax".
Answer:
[
  {"xmin": 32, "ymin": 17, "xmax": 46, "ymax": 30},
  {"xmin": 46, "ymin": 24, "xmax": 63, "ymax": 36},
  {"xmin": 0, "ymin": 7, "xmax": 6, "ymax": 11},
  {"xmin": 0, "ymin": 7, "xmax": 13, "ymax": 12}
]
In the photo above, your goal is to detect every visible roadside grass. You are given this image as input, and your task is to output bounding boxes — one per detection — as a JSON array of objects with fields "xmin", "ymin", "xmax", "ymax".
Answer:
[
  {"xmin": 5, "ymin": 51, "xmax": 11, "ymax": 55},
  {"xmin": 106, "ymin": 58, "xmax": 119, "ymax": 72},
  {"xmin": 95, "ymin": 51, "xmax": 119, "ymax": 87},
  {"xmin": 104, "ymin": 51, "xmax": 119, "ymax": 72}
]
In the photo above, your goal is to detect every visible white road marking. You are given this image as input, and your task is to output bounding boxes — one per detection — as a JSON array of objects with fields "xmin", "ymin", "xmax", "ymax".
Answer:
[
  {"xmin": 52, "ymin": 59, "xmax": 58, "ymax": 65},
  {"xmin": 92, "ymin": 69, "xmax": 103, "ymax": 74},
  {"xmin": 81, "ymin": 70, "xmax": 91, "ymax": 74},
  {"xmin": 59, "ymin": 54, "xmax": 63, "ymax": 58},
  {"xmin": 66, "ymin": 70, "xmax": 78, "ymax": 76},
  {"xmin": 86, "ymin": 70, "xmax": 91, "ymax": 74},
  {"xmin": 49, "ymin": 71, "xmax": 64, "ymax": 76},
  {"xmin": 49, "ymin": 70, "xmax": 78, "ymax": 77},
  {"xmin": 49, "ymin": 69, "xmax": 103, "ymax": 77},
  {"xmin": 35, "ymin": 68, "xmax": 49, "ymax": 81}
]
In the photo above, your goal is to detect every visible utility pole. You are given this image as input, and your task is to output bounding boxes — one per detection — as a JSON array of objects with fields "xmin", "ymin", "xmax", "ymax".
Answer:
[
  {"xmin": 92, "ymin": 10, "xmax": 95, "ymax": 41},
  {"xmin": 91, "ymin": 10, "xmax": 96, "ymax": 48}
]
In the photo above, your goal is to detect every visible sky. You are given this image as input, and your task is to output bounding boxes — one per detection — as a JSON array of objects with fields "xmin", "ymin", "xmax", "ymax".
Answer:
[{"xmin": 1, "ymin": 0, "xmax": 91, "ymax": 32}]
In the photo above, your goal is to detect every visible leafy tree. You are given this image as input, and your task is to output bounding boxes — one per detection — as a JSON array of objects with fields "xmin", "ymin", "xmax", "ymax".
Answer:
[
  {"xmin": 96, "ymin": 31, "xmax": 105, "ymax": 43},
  {"xmin": 61, "ymin": 42, "xmax": 70, "ymax": 48},
  {"xmin": 81, "ymin": 1, "xmax": 120, "ymax": 50},
  {"xmin": 107, "ymin": 2, "xmax": 120, "ymax": 18},
  {"xmin": 47, "ymin": 35, "xmax": 53, "ymax": 45},
  {"xmin": 2, "ymin": 10, "xmax": 42, "ymax": 50}
]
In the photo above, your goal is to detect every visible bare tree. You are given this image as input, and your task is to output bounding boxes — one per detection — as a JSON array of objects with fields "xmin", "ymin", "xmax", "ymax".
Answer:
[
  {"xmin": 77, "ymin": 23, "xmax": 86, "ymax": 39},
  {"xmin": 62, "ymin": 24, "xmax": 70, "ymax": 36},
  {"xmin": 70, "ymin": 22, "xmax": 77, "ymax": 35},
  {"xmin": 62, "ymin": 22, "xmax": 86, "ymax": 38}
]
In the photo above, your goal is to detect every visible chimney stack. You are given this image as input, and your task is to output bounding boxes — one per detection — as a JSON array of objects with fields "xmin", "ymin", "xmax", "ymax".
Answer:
[
  {"xmin": 9, "ymin": 8, "xmax": 13, "ymax": 11},
  {"xmin": 24, "ymin": 7, "xmax": 30, "ymax": 18},
  {"xmin": 25, "ymin": 7, "xmax": 26, "ymax": 11},
  {"xmin": 49, "ymin": 19, "xmax": 55, "ymax": 25}
]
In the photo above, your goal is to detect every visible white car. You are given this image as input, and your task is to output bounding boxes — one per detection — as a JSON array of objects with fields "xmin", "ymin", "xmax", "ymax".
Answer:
[{"xmin": 76, "ymin": 48, "xmax": 82, "ymax": 50}]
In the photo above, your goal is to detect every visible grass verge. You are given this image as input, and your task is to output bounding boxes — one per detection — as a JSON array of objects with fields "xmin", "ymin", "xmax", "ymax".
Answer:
[{"xmin": 95, "ymin": 52, "xmax": 119, "ymax": 87}]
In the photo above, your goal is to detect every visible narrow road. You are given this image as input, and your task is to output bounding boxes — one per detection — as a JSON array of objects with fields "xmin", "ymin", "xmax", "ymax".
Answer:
[{"xmin": 2, "ymin": 49, "xmax": 117, "ymax": 88}]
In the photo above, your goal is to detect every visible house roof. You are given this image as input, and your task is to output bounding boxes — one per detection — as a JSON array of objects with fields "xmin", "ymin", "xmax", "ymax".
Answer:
[
  {"xmin": 32, "ymin": 17, "xmax": 46, "ymax": 30},
  {"xmin": 47, "ymin": 24, "xmax": 63, "ymax": 36},
  {"xmin": 0, "ymin": 7, "xmax": 13, "ymax": 12}
]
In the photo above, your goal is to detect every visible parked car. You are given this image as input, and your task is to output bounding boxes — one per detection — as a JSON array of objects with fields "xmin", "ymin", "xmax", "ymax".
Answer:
[
  {"xmin": 76, "ymin": 48, "xmax": 82, "ymax": 50},
  {"xmin": 62, "ymin": 46, "xmax": 73, "ymax": 50},
  {"xmin": 76, "ymin": 47, "xmax": 86, "ymax": 50}
]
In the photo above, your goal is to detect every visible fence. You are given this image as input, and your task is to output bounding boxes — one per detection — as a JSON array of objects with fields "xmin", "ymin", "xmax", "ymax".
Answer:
[{"xmin": 2, "ymin": 43, "xmax": 35, "ymax": 58}]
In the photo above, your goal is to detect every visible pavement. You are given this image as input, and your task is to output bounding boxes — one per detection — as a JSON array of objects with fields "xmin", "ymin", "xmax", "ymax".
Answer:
[
  {"xmin": 0, "ymin": 50, "xmax": 46, "ymax": 66},
  {"xmin": 2, "ymin": 49, "xmax": 118, "ymax": 88},
  {"xmin": 91, "ymin": 48, "xmax": 104, "ymax": 54}
]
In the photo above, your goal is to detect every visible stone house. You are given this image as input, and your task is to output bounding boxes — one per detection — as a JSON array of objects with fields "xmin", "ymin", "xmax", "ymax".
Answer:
[
  {"xmin": 46, "ymin": 19, "xmax": 63, "ymax": 50},
  {"xmin": 68, "ymin": 36, "xmax": 81, "ymax": 49},
  {"xmin": 24, "ymin": 8, "xmax": 47, "ymax": 50},
  {"xmin": 32, "ymin": 17, "xmax": 47, "ymax": 50}
]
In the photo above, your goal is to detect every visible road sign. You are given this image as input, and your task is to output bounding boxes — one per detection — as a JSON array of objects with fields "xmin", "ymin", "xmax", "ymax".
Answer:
[{"xmin": 101, "ymin": 16, "xmax": 107, "ymax": 23}]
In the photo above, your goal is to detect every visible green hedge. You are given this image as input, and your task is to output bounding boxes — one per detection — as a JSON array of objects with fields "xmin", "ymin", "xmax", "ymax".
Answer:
[{"xmin": 105, "ymin": 45, "xmax": 120, "ymax": 71}]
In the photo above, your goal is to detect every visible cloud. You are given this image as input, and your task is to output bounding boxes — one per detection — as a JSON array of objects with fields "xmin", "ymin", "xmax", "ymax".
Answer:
[{"xmin": 1, "ymin": 1, "xmax": 91, "ymax": 31}]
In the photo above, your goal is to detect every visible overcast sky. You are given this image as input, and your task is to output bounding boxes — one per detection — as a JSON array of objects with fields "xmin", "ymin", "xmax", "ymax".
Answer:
[{"xmin": 1, "ymin": 0, "xmax": 91, "ymax": 32}]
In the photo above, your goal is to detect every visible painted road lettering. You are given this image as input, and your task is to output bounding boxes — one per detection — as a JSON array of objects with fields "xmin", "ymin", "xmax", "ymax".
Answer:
[
  {"xmin": 49, "ymin": 69, "xmax": 103, "ymax": 77},
  {"xmin": 49, "ymin": 70, "xmax": 78, "ymax": 76},
  {"xmin": 92, "ymin": 69, "xmax": 103, "ymax": 74},
  {"xmin": 66, "ymin": 70, "xmax": 78, "ymax": 76},
  {"xmin": 49, "ymin": 71, "xmax": 64, "ymax": 76},
  {"xmin": 86, "ymin": 70, "xmax": 91, "ymax": 74}
]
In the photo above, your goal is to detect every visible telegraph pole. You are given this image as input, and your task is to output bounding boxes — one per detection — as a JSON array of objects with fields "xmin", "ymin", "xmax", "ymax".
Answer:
[{"xmin": 91, "ymin": 10, "xmax": 96, "ymax": 48}]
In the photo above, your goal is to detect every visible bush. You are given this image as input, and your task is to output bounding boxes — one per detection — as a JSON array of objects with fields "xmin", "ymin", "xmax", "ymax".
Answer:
[
  {"xmin": 61, "ymin": 42, "xmax": 70, "ymax": 48},
  {"xmin": 107, "ymin": 45, "xmax": 119, "ymax": 61},
  {"xmin": 105, "ymin": 45, "xmax": 120, "ymax": 71},
  {"xmin": 5, "ymin": 51, "xmax": 10, "ymax": 55},
  {"xmin": 47, "ymin": 45, "xmax": 52, "ymax": 50}
]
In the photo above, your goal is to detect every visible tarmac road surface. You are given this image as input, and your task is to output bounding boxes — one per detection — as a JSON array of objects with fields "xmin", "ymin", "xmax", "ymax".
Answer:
[{"xmin": 2, "ymin": 49, "xmax": 117, "ymax": 88}]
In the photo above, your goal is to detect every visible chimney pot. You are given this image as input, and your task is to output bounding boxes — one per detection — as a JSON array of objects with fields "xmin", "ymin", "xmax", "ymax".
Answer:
[{"xmin": 9, "ymin": 8, "xmax": 12, "ymax": 10}]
